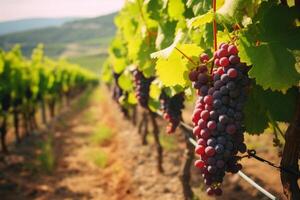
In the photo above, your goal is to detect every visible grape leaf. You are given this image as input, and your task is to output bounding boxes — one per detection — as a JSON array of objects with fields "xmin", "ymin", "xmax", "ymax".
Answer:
[
  {"xmin": 155, "ymin": 44, "xmax": 203, "ymax": 88},
  {"xmin": 128, "ymin": 92, "xmax": 137, "ymax": 105},
  {"xmin": 111, "ymin": 57, "xmax": 127, "ymax": 74},
  {"xmin": 148, "ymin": 98, "xmax": 160, "ymax": 112},
  {"xmin": 149, "ymin": 81, "xmax": 162, "ymax": 100},
  {"xmin": 238, "ymin": 3, "xmax": 300, "ymax": 92},
  {"xmin": 151, "ymin": 30, "xmax": 183, "ymax": 59},
  {"xmin": 244, "ymin": 83, "xmax": 298, "ymax": 134},
  {"xmin": 188, "ymin": 10, "xmax": 213, "ymax": 29},
  {"xmin": 168, "ymin": 0, "xmax": 185, "ymax": 20},
  {"xmin": 118, "ymin": 71, "xmax": 133, "ymax": 91},
  {"xmin": 100, "ymin": 61, "xmax": 113, "ymax": 83},
  {"xmin": 244, "ymin": 84, "xmax": 268, "ymax": 134},
  {"xmin": 217, "ymin": 0, "xmax": 254, "ymax": 22}
]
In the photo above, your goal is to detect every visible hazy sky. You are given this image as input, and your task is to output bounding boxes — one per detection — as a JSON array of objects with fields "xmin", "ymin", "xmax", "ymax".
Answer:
[{"xmin": 0, "ymin": 0, "xmax": 124, "ymax": 22}]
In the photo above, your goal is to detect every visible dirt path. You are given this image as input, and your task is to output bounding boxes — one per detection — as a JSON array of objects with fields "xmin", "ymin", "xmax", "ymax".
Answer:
[{"xmin": 0, "ymin": 87, "xmax": 286, "ymax": 200}]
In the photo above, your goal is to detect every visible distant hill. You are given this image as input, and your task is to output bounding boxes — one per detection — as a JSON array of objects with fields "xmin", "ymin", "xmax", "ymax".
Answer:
[
  {"xmin": 0, "ymin": 17, "xmax": 80, "ymax": 36},
  {"xmin": 0, "ymin": 12, "xmax": 117, "ymax": 73}
]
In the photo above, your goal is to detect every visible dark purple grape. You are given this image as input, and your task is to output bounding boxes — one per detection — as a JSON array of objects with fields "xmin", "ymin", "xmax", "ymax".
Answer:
[
  {"xmin": 208, "ymin": 165, "xmax": 217, "ymax": 174},
  {"xmin": 219, "ymin": 115, "xmax": 229, "ymax": 124},
  {"xmin": 212, "ymin": 91, "xmax": 221, "ymax": 100},
  {"xmin": 208, "ymin": 87, "xmax": 215, "ymax": 95},
  {"xmin": 215, "ymin": 144, "xmax": 224, "ymax": 154},
  {"xmin": 207, "ymin": 138, "xmax": 217, "ymax": 146},
  {"xmin": 214, "ymin": 80, "xmax": 224, "ymax": 89},
  {"xmin": 207, "ymin": 157, "xmax": 216, "ymax": 165},
  {"xmin": 226, "ymin": 81, "xmax": 236, "ymax": 90},
  {"xmin": 225, "ymin": 141, "xmax": 234, "ymax": 150},
  {"xmin": 217, "ymin": 136, "xmax": 226, "ymax": 145},
  {"xmin": 220, "ymin": 74, "xmax": 229, "ymax": 83},
  {"xmin": 213, "ymin": 99, "xmax": 222, "ymax": 109},
  {"xmin": 221, "ymin": 96, "xmax": 230, "ymax": 104},
  {"xmin": 217, "ymin": 123, "xmax": 225, "ymax": 131},
  {"xmin": 229, "ymin": 55, "xmax": 240, "ymax": 64},
  {"xmin": 198, "ymin": 73, "xmax": 208, "ymax": 84},
  {"xmin": 209, "ymin": 111, "xmax": 218, "ymax": 120},
  {"xmin": 216, "ymin": 160, "xmax": 225, "ymax": 168},
  {"xmin": 220, "ymin": 86, "xmax": 229, "ymax": 95}
]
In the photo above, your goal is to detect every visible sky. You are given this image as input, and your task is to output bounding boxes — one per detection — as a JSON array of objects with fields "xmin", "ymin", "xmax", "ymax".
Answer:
[{"xmin": 0, "ymin": 0, "xmax": 124, "ymax": 22}]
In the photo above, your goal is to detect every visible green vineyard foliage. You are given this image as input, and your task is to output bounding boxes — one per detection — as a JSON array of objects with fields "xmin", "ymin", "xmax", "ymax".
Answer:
[{"xmin": 102, "ymin": 0, "xmax": 300, "ymax": 135}]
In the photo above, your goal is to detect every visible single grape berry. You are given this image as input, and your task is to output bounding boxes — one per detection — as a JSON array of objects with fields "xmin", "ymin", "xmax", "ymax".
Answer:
[{"xmin": 200, "ymin": 53, "xmax": 209, "ymax": 63}]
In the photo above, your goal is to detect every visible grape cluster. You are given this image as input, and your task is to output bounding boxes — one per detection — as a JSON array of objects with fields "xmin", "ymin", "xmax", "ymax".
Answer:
[
  {"xmin": 112, "ymin": 72, "xmax": 129, "ymax": 117},
  {"xmin": 189, "ymin": 43, "xmax": 250, "ymax": 196},
  {"xmin": 159, "ymin": 92, "xmax": 185, "ymax": 133},
  {"xmin": 133, "ymin": 70, "xmax": 154, "ymax": 109}
]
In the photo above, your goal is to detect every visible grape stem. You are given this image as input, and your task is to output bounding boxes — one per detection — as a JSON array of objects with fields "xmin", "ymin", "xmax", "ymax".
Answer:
[
  {"xmin": 174, "ymin": 47, "xmax": 198, "ymax": 67},
  {"xmin": 210, "ymin": 0, "xmax": 217, "ymax": 75},
  {"xmin": 212, "ymin": 0, "xmax": 217, "ymax": 51}
]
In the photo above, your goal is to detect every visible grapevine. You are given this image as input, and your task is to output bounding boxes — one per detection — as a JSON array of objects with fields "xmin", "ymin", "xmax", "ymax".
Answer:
[{"xmin": 102, "ymin": 0, "xmax": 300, "ymax": 199}]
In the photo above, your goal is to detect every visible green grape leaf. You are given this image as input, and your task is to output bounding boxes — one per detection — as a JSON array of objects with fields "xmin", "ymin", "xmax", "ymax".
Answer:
[
  {"xmin": 148, "ymin": 98, "xmax": 160, "ymax": 112},
  {"xmin": 259, "ymin": 86, "xmax": 298, "ymax": 122},
  {"xmin": 238, "ymin": 3, "xmax": 300, "ymax": 92},
  {"xmin": 118, "ymin": 72, "xmax": 133, "ymax": 91},
  {"xmin": 188, "ymin": 10, "xmax": 213, "ymax": 29},
  {"xmin": 217, "ymin": 0, "xmax": 253, "ymax": 23},
  {"xmin": 100, "ymin": 61, "xmax": 112, "ymax": 83},
  {"xmin": 168, "ymin": 0, "xmax": 185, "ymax": 20},
  {"xmin": 112, "ymin": 57, "xmax": 127, "ymax": 74},
  {"xmin": 244, "ymin": 84, "xmax": 268, "ymax": 134},
  {"xmin": 244, "ymin": 83, "xmax": 298, "ymax": 134},
  {"xmin": 155, "ymin": 44, "xmax": 203, "ymax": 88},
  {"xmin": 239, "ymin": 33, "xmax": 300, "ymax": 92},
  {"xmin": 151, "ymin": 30, "xmax": 183, "ymax": 59}
]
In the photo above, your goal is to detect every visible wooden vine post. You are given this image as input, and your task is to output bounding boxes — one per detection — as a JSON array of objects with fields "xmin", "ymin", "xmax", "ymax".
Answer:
[{"xmin": 280, "ymin": 93, "xmax": 300, "ymax": 200}]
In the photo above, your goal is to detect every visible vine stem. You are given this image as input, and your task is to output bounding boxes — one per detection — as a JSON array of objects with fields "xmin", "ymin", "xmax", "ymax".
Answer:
[
  {"xmin": 210, "ymin": 0, "xmax": 217, "ymax": 75},
  {"xmin": 175, "ymin": 47, "xmax": 198, "ymax": 67},
  {"xmin": 213, "ymin": 0, "xmax": 217, "ymax": 51}
]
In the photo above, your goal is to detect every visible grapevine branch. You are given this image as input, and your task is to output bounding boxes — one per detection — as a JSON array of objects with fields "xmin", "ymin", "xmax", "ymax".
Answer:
[{"xmin": 280, "ymin": 93, "xmax": 300, "ymax": 200}]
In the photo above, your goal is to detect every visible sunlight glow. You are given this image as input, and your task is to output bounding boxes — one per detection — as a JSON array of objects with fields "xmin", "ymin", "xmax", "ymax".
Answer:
[{"xmin": 0, "ymin": 0, "xmax": 124, "ymax": 21}]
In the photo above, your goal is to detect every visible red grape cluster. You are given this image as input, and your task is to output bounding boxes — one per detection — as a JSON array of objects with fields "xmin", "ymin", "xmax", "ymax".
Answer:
[
  {"xmin": 190, "ymin": 43, "xmax": 250, "ymax": 196},
  {"xmin": 112, "ymin": 72, "xmax": 129, "ymax": 117},
  {"xmin": 133, "ymin": 70, "xmax": 154, "ymax": 109},
  {"xmin": 160, "ymin": 92, "xmax": 185, "ymax": 133}
]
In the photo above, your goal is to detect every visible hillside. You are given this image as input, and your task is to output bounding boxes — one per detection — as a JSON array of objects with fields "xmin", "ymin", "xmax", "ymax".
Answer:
[
  {"xmin": 0, "ymin": 12, "xmax": 117, "ymax": 73},
  {"xmin": 0, "ymin": 17, "xmax": 79, "ymax": 36}
]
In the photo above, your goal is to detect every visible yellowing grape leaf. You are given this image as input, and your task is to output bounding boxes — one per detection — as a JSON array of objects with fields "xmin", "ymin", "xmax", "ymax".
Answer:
[
  {"xmin": 128, "ymin": 92, "xmax": 137, "ymax": 105},
  {"xmin": 188, "ymin": 10, "xmax": 214, "ymax": 29},
  {"xmin": 155, "ymin": 44, "xmax": 203, "ymax": 87},
  {"xmin": 149, "ymin": 81, "xmax": 162, "ymax": 100},
  {"xmin": 168, "ymin": 0, "xmax": 185, "ymax": 20},
  {"xmin": 151, "ymin": 30, "xmax": 183, "ymax": 59},
  {"xmin": 118, "ymin": 71, "xmax": 133, "ymax": 91}
]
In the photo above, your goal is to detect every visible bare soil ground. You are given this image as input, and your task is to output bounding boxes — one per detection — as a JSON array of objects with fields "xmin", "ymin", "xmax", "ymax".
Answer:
[{"xmin": 0, "ymin": 87, "xmax": 286, "ymax": 200}]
